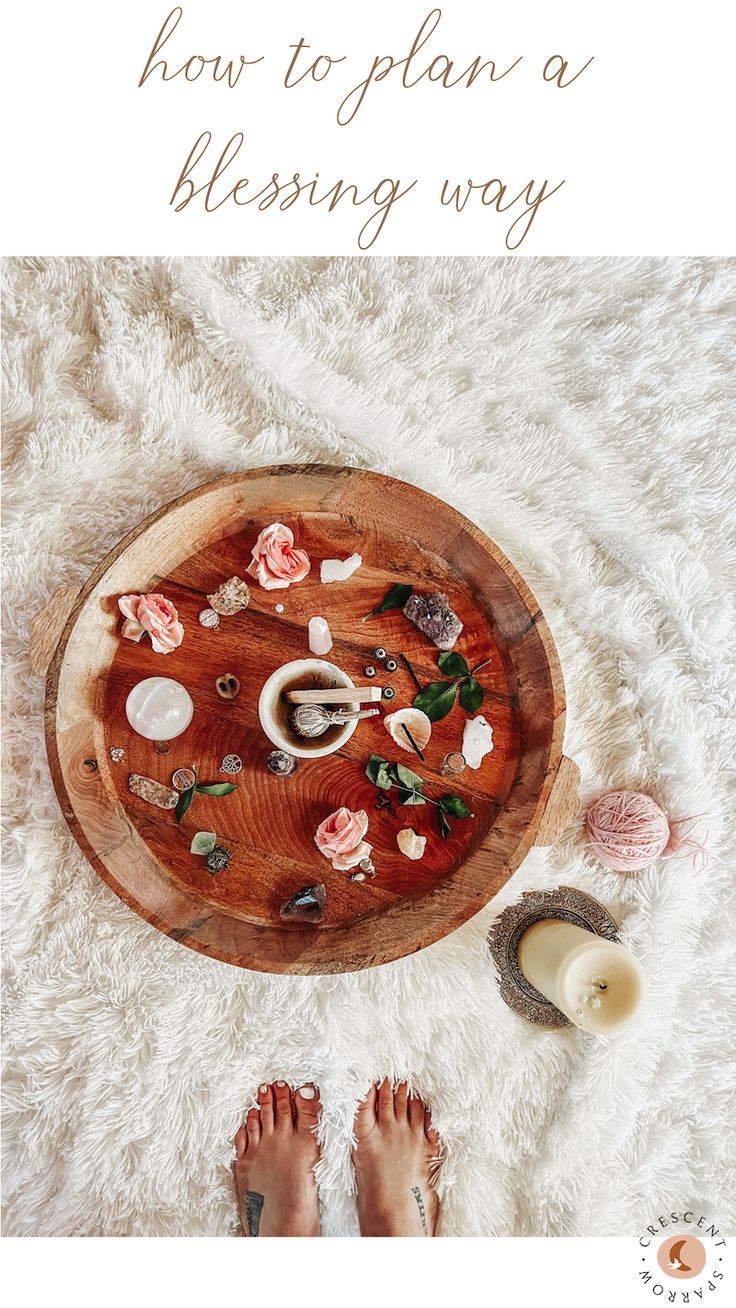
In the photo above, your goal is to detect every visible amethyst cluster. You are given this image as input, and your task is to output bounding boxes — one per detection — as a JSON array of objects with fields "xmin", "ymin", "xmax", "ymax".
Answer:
[{"xmin": 403, "ymin": 592, "xmax": 463, "ymax": 650}]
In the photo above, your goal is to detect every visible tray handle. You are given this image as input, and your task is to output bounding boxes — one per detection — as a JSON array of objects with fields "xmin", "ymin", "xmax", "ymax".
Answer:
[
  {"xmin": 29, "ymin": 585, "xmax": 79, "ymax": 677},
  {"xmin": 535, "ymin": 755, "xmax": 581, "ymax": 847}
]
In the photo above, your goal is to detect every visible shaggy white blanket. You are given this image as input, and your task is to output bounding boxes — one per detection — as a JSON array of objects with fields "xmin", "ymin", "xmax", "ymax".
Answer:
[{"xmin": 2, "ymin": 256, "xmax": 735, "ymax": 1238}]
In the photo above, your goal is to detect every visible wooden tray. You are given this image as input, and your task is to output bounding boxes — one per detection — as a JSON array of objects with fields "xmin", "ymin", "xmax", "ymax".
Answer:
[{"xmin": 41, "ymin": 465, "xmax": 578, "ymax": 974}]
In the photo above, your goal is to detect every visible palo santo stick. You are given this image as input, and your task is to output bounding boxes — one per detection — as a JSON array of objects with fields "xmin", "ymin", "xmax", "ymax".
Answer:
[{"xmin": 283, "ymin": 686, "xmax": 383, "ymax": 705}]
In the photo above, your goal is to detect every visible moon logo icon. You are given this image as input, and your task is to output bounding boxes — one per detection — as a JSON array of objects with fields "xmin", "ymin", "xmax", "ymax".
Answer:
[
  {"xmin": 667, "ymin": 1239, "xmax": 692, "ymax": 1272},
  {"xmin": 656, "ymin": 1234, "xmax": 707, "ymax": 1279}
]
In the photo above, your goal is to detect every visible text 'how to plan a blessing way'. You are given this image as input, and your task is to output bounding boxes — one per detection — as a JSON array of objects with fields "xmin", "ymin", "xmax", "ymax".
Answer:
[{"xmin": 138, "ymin": 7, "xmax": 595, "ymax": 250}]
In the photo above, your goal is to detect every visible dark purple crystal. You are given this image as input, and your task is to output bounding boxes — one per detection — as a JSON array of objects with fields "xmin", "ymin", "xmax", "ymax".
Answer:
[
  {"xmin": 402, "ymin": 592, "xmax": 463, "ymax": 650},
  {"xmin": 279, "ymin": 883, "xmax": 326, "ymax": 925}
]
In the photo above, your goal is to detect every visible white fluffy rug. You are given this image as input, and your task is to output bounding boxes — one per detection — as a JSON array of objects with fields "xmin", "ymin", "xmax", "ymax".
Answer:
[{"xmin": 2, "ymin": 256, "xmax": 735, "ymax": 1238}]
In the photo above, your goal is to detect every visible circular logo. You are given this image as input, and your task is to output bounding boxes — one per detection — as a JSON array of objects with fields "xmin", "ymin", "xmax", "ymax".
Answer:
[{"xmin": 657, "ymin": 1235, "xmax": 707, "ymax": 1279}]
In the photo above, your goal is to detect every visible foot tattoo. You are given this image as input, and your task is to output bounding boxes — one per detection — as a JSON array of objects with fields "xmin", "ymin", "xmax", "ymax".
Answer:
[
  {"xmin": 245, "ymin": 1190, "xmax": 264, "ymax": 1237},
  {"xmin": 234, "ymin": 1079, "xmax": 441, "ymax": 1237},
  {"xmin": 411, "ymin": 1185, "xmax": 429, "ymax": 1235},
  {"xmin": 352, "ymin": 1079, "xmax": 441, "ymax": 1236},
  {"xmin": 233, "ymin": 1083, "xmax": 321, "ymax": 1237}
]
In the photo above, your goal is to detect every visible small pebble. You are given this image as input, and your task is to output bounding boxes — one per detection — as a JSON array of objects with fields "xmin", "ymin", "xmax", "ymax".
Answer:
[
  {"xmin": 350, "ymin": 872, "xmax": 366, "ymax": 882},
  {"xmin": 275, "ymin": 603, "xmax": 285, "ymax": 614}
]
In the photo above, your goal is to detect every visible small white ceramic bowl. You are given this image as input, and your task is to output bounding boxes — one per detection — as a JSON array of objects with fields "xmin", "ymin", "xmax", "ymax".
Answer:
[{"xmin": 258, "ymin": 658, "xmax": 359, "ymax": 759}]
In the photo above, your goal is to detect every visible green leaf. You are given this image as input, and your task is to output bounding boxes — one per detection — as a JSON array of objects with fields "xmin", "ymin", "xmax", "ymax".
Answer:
[
  {"xmin": 396, "ymin": 787, "xmax": 426, "ymax": 806},
  {"xmin": 438, "ymin": 794, "xmax": 472, "ymax": 819},
  {"xmin": 175, "ymin": 784, "xmax": 196, "ymax": 824},
  {"xmin": 195, "ymin": 782, "xmax": 237, "ymax": 796},
  {"xmin": 438, "ymin": 810, "xmax": 452, "ymax": 839},
  {"xmin": 190, "ymin": 831, "xmax": 217, "ymax": 855},
  {"xmin": 364, "ymin": 582, "xmax": 413, "ymax": 618},
  {"xmin": 366, "ymin": 754, "xmax": 393, "ymax": 790},
  {"xmin": 438, "ymin": 651, "xmax": 470, "ymax": 679},
  {"xmin": 390, "ymin": 762, "xmax": 426, "ymax": 806},
  {"xmin": 392, "ymin": 762, "xmax": 424, "ymax": 791},
  {"xmin": 413, "ymin": 680, "xmax": 459, "ymax": 722},
  {"xmin": 459, "ymin": 676, "xmax": 484, "ymax": 713}
]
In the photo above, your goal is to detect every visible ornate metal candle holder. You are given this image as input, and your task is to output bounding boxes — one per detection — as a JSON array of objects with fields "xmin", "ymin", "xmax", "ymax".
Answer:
[{"xmin": 487, "ymin": 886, "xmax": 620, "ymax": 1029}]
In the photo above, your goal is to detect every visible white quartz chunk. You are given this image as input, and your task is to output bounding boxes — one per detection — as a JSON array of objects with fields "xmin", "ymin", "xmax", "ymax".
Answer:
[
  {"xmin": 397, "ymin": 828, "xmax": 427, "ymax": 861},
  {"xmin": 320, "ymin": 553, "xmax": 362, "ymax": 584},
  {"xmin": 462, "ymin": 715, "xmax": 494, "ymax": 769}
]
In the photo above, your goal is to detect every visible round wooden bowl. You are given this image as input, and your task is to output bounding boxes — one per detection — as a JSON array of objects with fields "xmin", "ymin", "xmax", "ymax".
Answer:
[{"xmin": 41, "ymin": 465, "xmax": 578, "ymax": 974}]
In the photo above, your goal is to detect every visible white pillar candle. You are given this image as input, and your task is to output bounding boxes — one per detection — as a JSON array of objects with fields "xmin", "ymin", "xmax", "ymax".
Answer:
[
  {"xmin": 125, "ymin": 677, "xmax": 194, "ymax": 741},
  {"xmin": 308, "ymin": 616, "xmax": 333, "ymax": 656},
  {"xmin": 518, "ymin": 919, "xmax": 646, "ymax": 1033}
]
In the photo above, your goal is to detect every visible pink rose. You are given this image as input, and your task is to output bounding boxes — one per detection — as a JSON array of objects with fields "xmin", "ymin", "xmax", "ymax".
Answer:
[
  {"xmin": 246, "ymin": 522, "xmax": 310, "ymax": 591},
  {"xmin": 118, "ymin": 593, "xmax": 184, "ymax": 654},
  {"xmin": 314, "ymin": 807, "xmax": 372, "ymax": 871}
]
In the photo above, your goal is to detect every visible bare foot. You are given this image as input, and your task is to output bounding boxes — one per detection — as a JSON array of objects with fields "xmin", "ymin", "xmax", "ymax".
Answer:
[
  {"xmin": 233, "ymin": 1082, "xmax": 321, "ymax": 1236},
  {"xmin": 352, "ymin": 1079, "xmax": 440, "ymax": 1237}
]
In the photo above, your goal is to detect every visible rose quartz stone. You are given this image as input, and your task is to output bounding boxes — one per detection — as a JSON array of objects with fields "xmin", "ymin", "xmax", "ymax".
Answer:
[{"xmin": 308, "ymin": 616, "xmax": 333, "ymax": 655}]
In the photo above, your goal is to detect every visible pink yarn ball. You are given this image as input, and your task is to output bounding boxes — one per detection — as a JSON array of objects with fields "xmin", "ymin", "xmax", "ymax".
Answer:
[{"xmin": 586, "ymin": 790, "xmax": 673, "ymax": 873}]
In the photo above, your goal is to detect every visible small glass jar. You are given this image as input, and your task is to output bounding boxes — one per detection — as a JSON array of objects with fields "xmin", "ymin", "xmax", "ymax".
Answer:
[{"xmin": 441, "ymin": 751, "xmax": 466, "ymax": 777}]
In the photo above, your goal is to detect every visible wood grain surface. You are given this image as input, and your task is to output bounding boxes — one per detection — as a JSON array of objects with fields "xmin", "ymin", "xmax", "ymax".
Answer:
[{"xmin": 43, "ymin": 465, "xmax": 572, "ymax": 973}]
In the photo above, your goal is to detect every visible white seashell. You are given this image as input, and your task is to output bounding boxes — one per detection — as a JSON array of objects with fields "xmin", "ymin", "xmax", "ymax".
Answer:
[
  {"xmin": 397, "ymin": 828, "xmax": 427, "ymax": 861},
  {"xmin": 462, "ymin": 715, "xmax": 494, "ymax": 769},
  {"xmin": 384, "ymin": 708, "xmax": 432, "ymax": 754},
  {"xmin": 320, "ymin": 553, "xmax": 363, "ymax": 584}
]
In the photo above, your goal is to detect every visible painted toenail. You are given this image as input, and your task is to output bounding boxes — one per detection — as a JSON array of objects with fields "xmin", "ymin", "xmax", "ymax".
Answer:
[
  {"xmin": 276, "ymin": 1080, "xmax": 286, "ymax": 1087},
  {"xmin": 259, "ymin": 1085, "xmax": 268, "ymax": 1094},
  {"xmin": 298, "ymin": 1086, "xmax": 316, "ymax": 1099}
]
